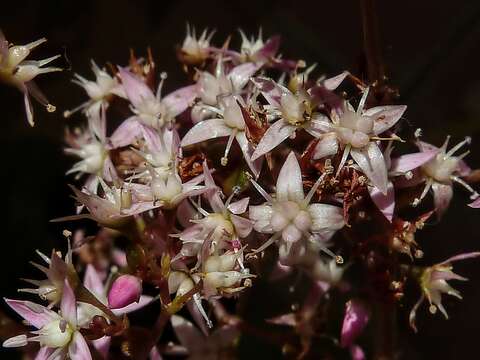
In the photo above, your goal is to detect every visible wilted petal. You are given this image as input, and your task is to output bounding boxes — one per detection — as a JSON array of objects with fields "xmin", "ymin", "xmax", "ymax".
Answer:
[
  {"xmin": 390, "ymin": 150, "xmax": 438, "ymax": 174},
  {"xmin": 368, "ymin": 182, "xmax": 395, "ymax": 222},
  {"xmin": 351, "ymin": 142, "xmax": 388, "ymax": 194},
  {"xmin": 364, "ymin": 105, "xmax": 407, "ymax": 135},
  {"xmin": 432, "ymin": 182, "xmax": 453, "ymax": 218},
  {"xmin": 4, "ymin": 299, "xmax": 57, "ymax": 329},
  {"xmin": 250, "ymin": 76, "xmax": 282, "ymax": 106},
  {"xmin": 68, "ymin": 332, "xmax": 92, "ymax": 360},
  {"xmin": 256, "ymin": 35, "xmax": 280, "ymax": 60},
  {"xmin": 276, "ymin": 152, "xmax": 304, "ymax": 202},
  {"xmin": 341, "ymin": 300, "xmax": 369, "ymax": 348},
  {"xmin": 118, "ymin": 68, "xmax": 154, "ymax": 108},
  {"xmin": 251, "ymin": 119, "xmax": 296, "ymax": 160},
  {"xmin": 181, "ymin": 119, "xmax": 232, "ymax": 147}
]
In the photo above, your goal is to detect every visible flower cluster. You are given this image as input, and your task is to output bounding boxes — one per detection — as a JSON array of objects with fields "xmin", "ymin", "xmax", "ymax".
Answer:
[{"xmin": 3, "ymin": 26, "xmax": 480, "ymax": 360}]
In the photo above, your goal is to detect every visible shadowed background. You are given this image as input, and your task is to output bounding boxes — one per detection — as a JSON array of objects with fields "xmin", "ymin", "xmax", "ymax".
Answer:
[{"xmin": 1, "ymin": 0, "xmax": 480, "ymax": 358}]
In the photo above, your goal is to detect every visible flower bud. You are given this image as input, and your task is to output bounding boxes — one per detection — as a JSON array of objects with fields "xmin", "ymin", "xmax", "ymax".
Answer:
[
  {"xmin": 341, "ymin": 300, "xmax": 369, "ymax": 348},
  {"xmin": 108, "ymin": 275, "xmax": 142, "ymax": 309}
]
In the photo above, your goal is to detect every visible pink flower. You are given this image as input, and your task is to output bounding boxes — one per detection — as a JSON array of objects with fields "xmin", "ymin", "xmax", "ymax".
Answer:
[
  {"xmin": 107, "ymin": 274, "xmax": 142, "ymax": 309},
  {"xmin": 18, "ymin": 248, "xmax": 71, "ymax": 308},
  {"xmin": 249, "ymin": 72, "xmax": 347, "ymax": 162},
  {"xmin": 64, "ymin": 60, "xmax": 126, "ymax": 118},
  {"xmin": 178, "ymin": 25, "xmax": 214, "ymax": 65},
  {"xmin": 53, "ymin": 179, "xmax": 162, "ymax": 228},
  {"xmin": 409, "ymin": 251, "xmax": 480, "ymax": 331},
  {"xmin": 110, "ymin": 68, "xmax": 197, "ymax": 148},
  {"xmin": 0, "ymin": 30, "xmax": 61, "ymax": 126},
  {"xmin": 312, "ymin": 88, "xmax": 407, "ymax": 194},
  {"xmin": 65, "ymin": 109, "xmax": 116, "ymax": 197},
  {"xmin": 408, "ymin": 136, "xmax": 479, "ymax": 217},
  {"xmin": 368, "ymin": 143, "xmax": 438, "ymax": 221},
  {"xmin": 181, "ymin": 95, "xmax": 262, "ymax": 177},
  {"xmin": 249, "ymin": 152, "xmax": 344, "ymax": 265},
  {"xmin": 3, "ymin": 280, "xmax": 92, "ymax": 360},
  {"xmin": 174, "ymin": 161, "xmax": 252, "ymax": 267}
]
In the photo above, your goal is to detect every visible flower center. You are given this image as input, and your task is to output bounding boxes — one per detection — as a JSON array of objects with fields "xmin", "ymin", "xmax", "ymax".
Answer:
[
  {"xmin": 38, "ymin": 319, "xmax": 73, "ymax": 348},
  {"xmin": 335, "ymin": 110, "xmax": 373, "ymax": 148}
]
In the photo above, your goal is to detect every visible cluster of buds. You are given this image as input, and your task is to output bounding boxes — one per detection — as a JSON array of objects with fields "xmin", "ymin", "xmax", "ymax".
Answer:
[{"xmin": 2, "ymin": 25, "xmax": 480, "ymax": 360}]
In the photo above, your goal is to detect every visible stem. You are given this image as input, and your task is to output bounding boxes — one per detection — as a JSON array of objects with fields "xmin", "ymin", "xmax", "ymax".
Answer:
[{"xmin": 360, "ymin": 0, "xmax": 385, "ymax": 85}]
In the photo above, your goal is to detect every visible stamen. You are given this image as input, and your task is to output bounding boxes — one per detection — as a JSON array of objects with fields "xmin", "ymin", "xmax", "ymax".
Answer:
[
  {"xmin": 303, "ymin": 173, "xmax": 327, "ymax": 206},
  {"xmin": 193, "ymin": 293, "xmax": 213, "ymax": 328},
  {"xmin": 446, "ymin": 136, "xmax": 471, "ymax": 158},
  {"xmin": 63, "ymin": 101, "xmax": 90, "ymax": 118},
  {"xmin": 336, "ymin": 144, "xmax": 351, "ymax": 177},
  {"xmin": 221, "ymin": 130, "xmax": 237, "ymax": 166},
  {"xmin": 412, "ymin": 178, "xmax": 433, "ymax": 206},
  {"xmin": 155, "ymin": 72, "xmax": 168, "ymax": 101},
  {"xmin": 248, "ymin": 233, "xmax": 280, "ymax": 255},
  {"xmin": 451, "ymin": 176, "xmax": 479, "ymax": 199},
  {"xmin": 370, "ymin": 134, "xmax": 405, "ymax": 142}
]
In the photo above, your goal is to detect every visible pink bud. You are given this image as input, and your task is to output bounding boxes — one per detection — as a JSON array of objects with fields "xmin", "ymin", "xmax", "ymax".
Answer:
[
  {"xmin": 107, "ymin": 275, "xmax": 142, "ymax": 309},
  {"xmin": 340, "ymin": 299, "xmax": 369, "ymax": 348}
]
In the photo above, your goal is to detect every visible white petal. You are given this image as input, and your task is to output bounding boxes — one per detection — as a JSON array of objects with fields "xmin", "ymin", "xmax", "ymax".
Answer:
[
  {"xmin": 351, "ymin": 142, "xmax": 388, "ymax": 194},
  {"xmin": 276, "ymin": 152, "xmax": 304, "ymax": 202}
]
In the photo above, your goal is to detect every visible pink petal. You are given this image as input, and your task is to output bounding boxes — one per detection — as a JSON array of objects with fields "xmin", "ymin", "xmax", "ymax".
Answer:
[
  {"xmin": 83, "ymin": 264, "xmax": 105, "ymax": 297},
  {"xmin": 4, "ymin": 299, "xmax": 57, "ymax": 329},
  {"xmin": 432, "ymin": 182, "xmax": 453, "ymax": 218},
  {"xmin": 276, "ymin": 151, "xmax": 304, "ymax": 202},
  {"xmin": 171, "ymin": 315, "xmax": 203, "ymax": 352},
  {"xmin": 469, "ymin": 197, "xmax": 480, "ymax": 208},
  {"xmin": 91, "ymin": 336, "xmax": 110, "ymax": 359},
  {"xmin": 351, "ymin": 142, "xmax": 388, "ymax": 194},
  {"xmin": 322, "ymin": 71, "xmax": 349, "ymax": 91},
  {"xmin": 389, "ymin": 150, "xmax": 438, "ymax": 173},
  {"xmin": 109, "ymin": 116, "xmax": 142, "ymax": 148},
  {"xmin": 350, "ymin": 345, "xmax": 366, "ymax": 360},
  {"xmin": 162, "ymin": 84, "xmax": 198, "ymax": 117},
  {"xmin": 230, "ymin": 214, "xmax": 253, "ymax": 238},
  {"xmin": 202, "ymin": 161, "xmax": 225, "ymax": 213},
  {"xmin": 308, "ymin": 204, "xmax": 344, "ymax": 231},
  {"xmin": 364, "ymin": 105, "xmax": 407, "ymax": 135},
  {"xmin": 368, "ymin": 181, "xmax": 395, "ymax": 222},
  {"xmin": 181, "ymin": 119, "xmax": 232, "ymax": 147},
  {"xmin": 118, "ymin": 68, "xmax": 154, "ymax": 108},
  {"xmin": 112, "ymin": 295, "xmax": 153, "ymax": 315},
  {"xmin": 177, "ymin": 199, "xmax": 198, "ymax": 228},
  {"xmin": 313, "ymin": 133, "xmax": 339, "ymax": 159},
  {"xmin": 34, "ymin": 347, "xmax": 55, "ymax": 360},
  {"xmin": 251, "ymin": 119, "xmax": 296, "ymax": 160},
  {"xmin": 149, "ymin": 346, "xmax": 163, "ymax": 360},
  {"xmin": 227, "ymin": 197, "xmax": 250, "ymax": 214},
  {"xmin": 438, "ymin": 252, "xmax": 480, "ymax": 265},
  {"xmin": 250, "ymin": 77, "xmax": 282, "ymax": 106},
  {"xmin": 256, "ymin": 35, "xmax": 280, "ymax": 60},
  {"xmin": 341, "ymin": 300, "xmax": 369, "ymax": 348},
  {"xmin": 68, "ymin": 331, "xmax": 92, "ymax": 360},
  {"xmin": 416, "ymin": 140, "xmax": 439, "ymax": 153},
  {"xmin": 61, "ymin": 279, "xmax": 77, "ymax": 327},
  {"xmin": 228, "ymin": 62, "xmax": 259, "ymax": 90}
]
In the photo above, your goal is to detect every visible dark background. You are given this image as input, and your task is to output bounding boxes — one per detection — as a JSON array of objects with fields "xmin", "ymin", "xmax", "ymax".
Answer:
[{"xmin": 1, "ymin": 0, "xmax": 480, "ymax": 358}]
